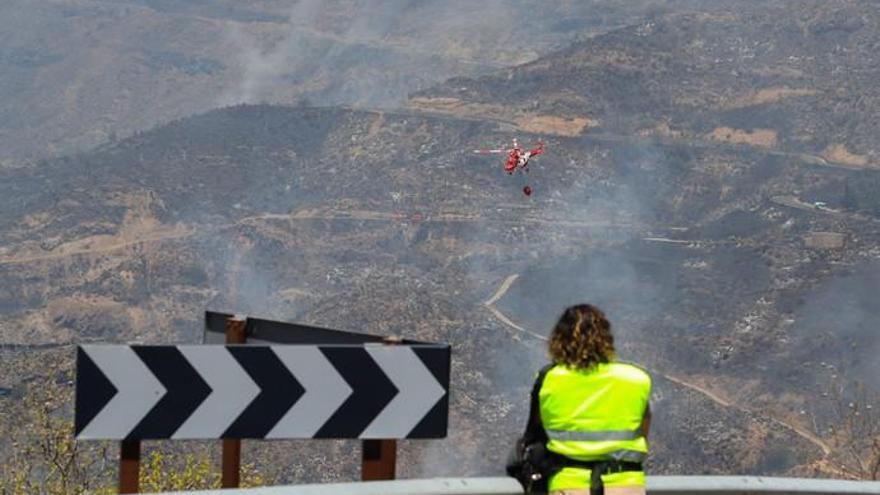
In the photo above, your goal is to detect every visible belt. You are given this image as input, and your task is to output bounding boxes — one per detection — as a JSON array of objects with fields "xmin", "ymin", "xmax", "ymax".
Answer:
[{"xmin": 562, "ymin": 460, "xmax": 642, "ymax": 473}]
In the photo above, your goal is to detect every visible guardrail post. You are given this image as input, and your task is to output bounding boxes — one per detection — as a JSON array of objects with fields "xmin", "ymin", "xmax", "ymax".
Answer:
[
  {"xmin": 119, "ymin": 439, "xmax": 141, "ymax": 493},
  {"xmin": 222, "ymin": 316, "xmax": 247, "ymax": 488}
]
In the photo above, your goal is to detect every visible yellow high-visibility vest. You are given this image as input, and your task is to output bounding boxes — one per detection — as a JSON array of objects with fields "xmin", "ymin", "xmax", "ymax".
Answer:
[{"xmin": 539, "ymin": 361, "xmax": 651, "ymax": 492}]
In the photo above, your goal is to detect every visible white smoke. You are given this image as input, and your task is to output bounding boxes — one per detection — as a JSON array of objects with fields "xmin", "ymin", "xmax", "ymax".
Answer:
[
  {"xmin": 219, "ymin": 0, "xmax": 523, "ymax": 107},
  {"xmin": 220, "ymin": 0, "xmax": 324, "ymax": 105}
]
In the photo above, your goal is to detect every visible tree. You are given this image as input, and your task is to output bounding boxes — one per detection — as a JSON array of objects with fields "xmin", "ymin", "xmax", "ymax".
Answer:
[
  {"xmin": 1, "ymin": 366, "xmax": 269, "ymax": 494},
  {"xmin": 811, "ymin": 375, "xmax": 880, "ymax": 480}
]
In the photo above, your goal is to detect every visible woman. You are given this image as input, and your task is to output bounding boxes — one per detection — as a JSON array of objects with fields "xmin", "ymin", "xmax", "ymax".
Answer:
[{"xmin": 521, "ymin": 304, "xmax": 651, "ymax": 495}]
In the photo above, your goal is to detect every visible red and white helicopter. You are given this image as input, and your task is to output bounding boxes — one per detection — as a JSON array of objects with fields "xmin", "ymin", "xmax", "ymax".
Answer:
[{"xmin": 473, "ymin": 138, "xmax": 545, "ymax": 196}]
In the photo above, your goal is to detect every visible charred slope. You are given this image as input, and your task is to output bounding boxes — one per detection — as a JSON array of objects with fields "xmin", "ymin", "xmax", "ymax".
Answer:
[
  {"xmin": 4, "ymin": 1, "xmax": 880, "ymax": 478},
  {"xmin": 1, "ymin": 99, "xmax": 879, "ymax": 478}
]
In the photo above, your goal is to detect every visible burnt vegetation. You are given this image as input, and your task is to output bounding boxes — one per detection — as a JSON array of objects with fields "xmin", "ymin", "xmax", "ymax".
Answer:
[{"xmin": 1, "ymin": 0, "xmax": 879, "ymax": 488}]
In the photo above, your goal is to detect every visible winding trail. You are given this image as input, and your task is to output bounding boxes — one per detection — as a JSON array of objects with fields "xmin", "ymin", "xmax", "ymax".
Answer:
[
  {"xmin": 482, "ymin": 272, "xmax": 834, "ymax": 457},
  {"xmin": 484, "ymin": 274, "xmax": 520, "ymax": 307},
  {"xmin": 0, "ymin": 228, "xmax": 197, "ymax": 266},
  {"xmin": 0, "ymin": 207, "xmax": 630, "ymax": 266},
  {"xmin": 238, "ymin": 208, "xmax": 629, "ymax": 229},
  {"xmin": 662, "ymin": 373, "xmax": 832, "ymax": 456},
  {"xmin": 766, "ymin": 418, "xmax": 832, "ymax": 457},
  {"xmin": 660, "ymin": 373, "xmax": 732, "ymax": 408},
  {"xmin": 482, "ymin": 274, "xmax": 547, "ymax": 340}
]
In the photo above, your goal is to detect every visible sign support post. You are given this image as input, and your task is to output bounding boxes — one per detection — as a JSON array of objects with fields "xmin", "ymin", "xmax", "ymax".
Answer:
[
  {"xmin": 361, "ymin": 439, "xmax": 397, "ymax": 480},
  {"xmin": 222, "ymin": 316, "xmax": 247, "ymax": 488},
  {"xmin": 119, "ymin": 439, "xmax": 141, "ymax": 494}
]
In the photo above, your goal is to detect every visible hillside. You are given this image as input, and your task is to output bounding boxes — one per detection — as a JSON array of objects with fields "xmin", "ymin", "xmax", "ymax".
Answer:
[
  {"xmin": 412, "ymin": 0, "xmax": 880, "ymax": 169},
  {"xmin": 0, "ymin": 0, "xmax": 737, "ymax": 165},
  {"xmin": 2, "ymin": 0, "xmax": 880, "ymax": 484}
]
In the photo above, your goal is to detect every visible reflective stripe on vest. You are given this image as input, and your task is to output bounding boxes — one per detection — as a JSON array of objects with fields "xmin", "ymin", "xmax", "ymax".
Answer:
[
  {"xmin": 605, "ymin": 449, "xmax": 647, "ymax": 463},
  {"xmin": 546, "ymin": 428, "xmax": 643, "ymax": 442}
]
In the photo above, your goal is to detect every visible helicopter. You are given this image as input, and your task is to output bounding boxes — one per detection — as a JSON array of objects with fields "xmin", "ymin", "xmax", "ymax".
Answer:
[{"xmin": 473, "ymin": 138, "xmax": 545, "ymax": 196}]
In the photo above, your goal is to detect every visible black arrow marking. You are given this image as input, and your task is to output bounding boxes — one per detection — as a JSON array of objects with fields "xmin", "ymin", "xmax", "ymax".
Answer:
[
  {"xmin": 127, "ymin": 346, "xmax": 211, "ymax": 439},
  {"xmin": 223, "ymin": 347, "xmax": 304, "ymax": 439},
  {"xmin": 408, "ymin": 346, "xmax": 450, "ymax": 438},
  {"xmin": 314, "ymin": 347, "xmax": 398, "ymax": 438},
  {"xmin": 75, "ymin": 347, "xmax": 118, "ymax": 437}
]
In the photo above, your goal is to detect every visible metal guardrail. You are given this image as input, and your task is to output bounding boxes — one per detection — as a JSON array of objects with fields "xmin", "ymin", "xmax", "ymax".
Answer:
[
  {"xmin": 151, "ymin": 476, "xmax": 880, "ymax": 495},
  {"xmin": 651, "ymin": 476, "xmax": 880, "ymax": 494}
]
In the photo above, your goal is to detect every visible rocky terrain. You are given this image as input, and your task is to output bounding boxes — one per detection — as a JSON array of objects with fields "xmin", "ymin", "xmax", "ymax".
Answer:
[{"xmin": 2, "ymin": 0, "xmax": 880, "ymax": 486}]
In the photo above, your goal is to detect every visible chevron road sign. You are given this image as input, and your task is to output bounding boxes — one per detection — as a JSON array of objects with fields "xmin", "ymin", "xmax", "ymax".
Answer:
[{"xmin": 75, "ymin": 344, "xmax": 450, "ymax": 440}]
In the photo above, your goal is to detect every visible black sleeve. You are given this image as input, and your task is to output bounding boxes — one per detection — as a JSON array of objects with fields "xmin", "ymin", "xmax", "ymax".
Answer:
[{"xmin": 522, "ymin": 364, "xmax": 553, "ymax": 445}]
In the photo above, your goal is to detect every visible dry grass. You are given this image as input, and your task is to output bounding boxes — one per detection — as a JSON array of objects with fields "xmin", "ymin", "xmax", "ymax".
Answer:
[
  {"xmin": 709, "ymin": 127, "xmax": 778, "ymax": 148},
  {"xmin": 515, "ymin": 115, "xmax": 595, "ymax": 136},
  {"xmin": 724, "ymin": 87, "xmax": 817, "ymax": 109},
  {"xmin": 822, "ymin": 143, "xmax": 872, "ymax": 168},
  {"xmin": 406, "ymin": 97, "xmax": 506, "ymax": 120}
]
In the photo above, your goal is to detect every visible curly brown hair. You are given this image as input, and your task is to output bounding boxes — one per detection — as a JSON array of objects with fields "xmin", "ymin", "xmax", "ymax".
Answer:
[{"xmin": 548, "ymin": 304, "xmax": 615, "ymax": 369}]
